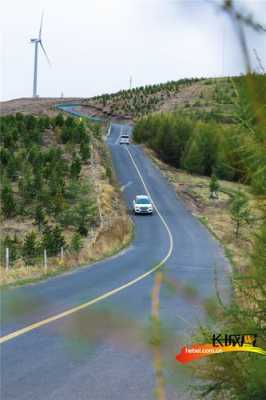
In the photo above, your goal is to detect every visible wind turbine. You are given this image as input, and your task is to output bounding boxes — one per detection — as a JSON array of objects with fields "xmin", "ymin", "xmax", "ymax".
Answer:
[{"xmin": 30, "ymin": 12, "xmax": 51, "ymax": 97}]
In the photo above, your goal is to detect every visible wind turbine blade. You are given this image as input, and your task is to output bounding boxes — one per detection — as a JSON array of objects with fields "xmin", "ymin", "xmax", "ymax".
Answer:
[
  {"xmin": 40, "ymin": 41, "xmax": 51, "ymax": 66},
  {"xmin": 39, "ymin": 11, "xmax": 44, "ymax": 39}
]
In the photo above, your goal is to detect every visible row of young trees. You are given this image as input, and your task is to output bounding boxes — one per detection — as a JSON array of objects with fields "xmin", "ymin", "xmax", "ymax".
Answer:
[
  {"xmin": 0, "ymin": 113, "xmax": 97, "ymax": 265},
  {"xmin": 134, "ymin": 114, "xmax": 248, "ymax": 181},
  {"xmin": 133, "ymin": 74, "xmax": 266, "ymax": 195},
  {"xmin": 3, "ymin": 226, "xmax": 84, "ymax": 265},
  {"xmin": 92, "ymin": 77, "xmax": 200, "ymax": 103},
  {"xmin": 88, "ymin": 78, "xmax": 201, "ymax": 117}
]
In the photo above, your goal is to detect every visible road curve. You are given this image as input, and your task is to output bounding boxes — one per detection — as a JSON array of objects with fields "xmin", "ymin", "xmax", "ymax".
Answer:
[{"xmin": 1, "ymin": 122, "xmax": 230, "ymax": 400}]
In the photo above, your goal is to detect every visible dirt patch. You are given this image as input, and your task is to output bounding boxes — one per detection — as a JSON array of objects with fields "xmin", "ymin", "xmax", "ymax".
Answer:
[{"xmin": 159, "ymin": 81, "xmax": 213, "ymax": 113}]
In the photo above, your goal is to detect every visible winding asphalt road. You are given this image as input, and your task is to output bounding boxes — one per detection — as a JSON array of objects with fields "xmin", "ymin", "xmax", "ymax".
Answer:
[{"xmin": 0, "ymin": 122, "xmax": 230, "ymax": 400}]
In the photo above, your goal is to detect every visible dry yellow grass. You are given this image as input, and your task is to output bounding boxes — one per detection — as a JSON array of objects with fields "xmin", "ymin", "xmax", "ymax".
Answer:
[{"xmin": 0, "ymin": 216, "xmax": 132, "ymax": 287}]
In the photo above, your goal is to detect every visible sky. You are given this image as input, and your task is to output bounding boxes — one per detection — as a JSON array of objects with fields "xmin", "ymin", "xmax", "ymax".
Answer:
[{"xmin": 0, "ymin": 0, "xmax": 265, "ymax": 101}]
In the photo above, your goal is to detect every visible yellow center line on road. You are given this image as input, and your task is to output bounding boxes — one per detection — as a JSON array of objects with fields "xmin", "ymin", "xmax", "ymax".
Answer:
[{"xmin": 0, "ymin": 142, "xmax": 173, "ymax": 345}]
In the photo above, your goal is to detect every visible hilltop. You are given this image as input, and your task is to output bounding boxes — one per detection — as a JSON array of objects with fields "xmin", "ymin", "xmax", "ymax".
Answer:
[
  {"xmin": 83, "ymin": 76, "xmax": 239, "ymax": 122},
  {"xmin": 1, "ymin": 76, "xmax": 237, "ymax": 121}
]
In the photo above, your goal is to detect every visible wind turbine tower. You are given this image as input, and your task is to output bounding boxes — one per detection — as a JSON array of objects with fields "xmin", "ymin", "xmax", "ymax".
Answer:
[{"xmin": 31, "ymin": 13, "xmax": 51, "ymax": 97}]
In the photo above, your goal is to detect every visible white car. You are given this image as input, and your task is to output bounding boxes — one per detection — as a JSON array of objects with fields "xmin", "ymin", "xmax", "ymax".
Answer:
[
  {"xmin": 120, "ymin": 134, "xmax": 130, "ymax": 144},
  {"xmin": 133, "ymin": 195, "xmax": 153, "ymax": 214}
]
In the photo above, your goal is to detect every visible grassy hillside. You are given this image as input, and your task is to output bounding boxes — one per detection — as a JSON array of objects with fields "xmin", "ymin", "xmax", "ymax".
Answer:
[
  {"xmin": 83, "ymin": 78, "xmax": 202, "ymax": 118},
  {"xmin": 133, "ymin": 74, "xmax": 266, "ymax": 193},
  {"xmin": 0, "ymin": 113, "xmax": 131, "ymax": 286},
  {"xmin": 132, "ymin": 73, "xmax": 266, "ymax": 273},
  {"xmin": 83, "ymin": 76, "xmax": 246, "ymax": 121}
]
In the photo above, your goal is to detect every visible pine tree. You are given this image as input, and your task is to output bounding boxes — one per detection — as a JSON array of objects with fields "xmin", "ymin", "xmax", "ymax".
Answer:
[
  {"xmin": 22, "ymin": 231, "xmax": 39, "ymax": 262},
  {"xmin": 25, "ymin": 115, "xmax": 36, "ymax": 130},
  {"xmin": 3, "ymin": 234, "xmax": 20, "ymax": 263},
  {"xmin": 6, "ymin": 155, "xmax": 17, "ymax": 181},
  {"xmin": 42, "ymin": 225, "xmax": 65, "ymax": 256},
  {"xmin": 182, "ymin": 135, "xmax": 205, "ymax": 174},
  {"xmin": 34, "ymin": 205, "xmax": 45, "ymax": 231},
  {"xmin": 1, "ymin": 183, "xmax": 15, "ymax": 218},
  {"xmin": 54, "ymin": 113, "xmax": 64, "ymax": 127},
  {"xmin": 80, "ymin": 142, "xmax": 91, "ymax": 162},
  {"xmin": 230, "ymin": 191, "xmax": 250, "ymax": 238},
  {"xmin": 70, "ymin": 154, "xmax": 81, "ymax": 178},
  {"xmin": 0, "ymin": 148, "xmax": 11, "ymax": 166},
  {"xmin": 61, "ymin": 127, "xmax": 72, "ymax": 144},
  {"xmin": 65, "ymin": 116, "xmax": 74, "ymax": 128},
  {"xmin": 75, "ymin": 200, "xmax": 93, "ymax": 236},
  {"xmin": 73, "ymin": 123, "xmax": 86, "ymax": 143},
  {"xmin": 70, "ymin": 233, "xmax": 83, "ymax": 254}
]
